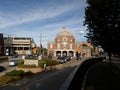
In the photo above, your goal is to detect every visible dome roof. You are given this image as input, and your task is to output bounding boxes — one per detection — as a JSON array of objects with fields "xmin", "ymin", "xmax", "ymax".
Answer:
[{"xmin": 57, "ymin": 27, "xmax": 73, "ymax": 36}]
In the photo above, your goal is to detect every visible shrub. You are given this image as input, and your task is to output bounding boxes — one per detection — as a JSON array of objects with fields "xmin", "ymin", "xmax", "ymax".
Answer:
[
  {"xmin": 5, "ymin": 70, "xmax": 33, "ymax": 77},
  {"xmin": 26, "ymin": 57, "xmax": 38, "ymax": 60},
  {"xmin": 0, "ymin": 76, "xmax": 21, "ymax": 86},
  {"xmin": 24, "ymin": 71, "xmax": 33, "ymax": 76},
  {"xmin": 39, "ymin": 59, "xmax": 59, "ymax": 68},
  {"xmin": 0, "ymin": 70, "xmax": 33, "ymax": 86},
  {"xmin": 39, "ymin": 60, "xmax": 46, "ymax": 68},
  {"xmin": 18, "ymin": 60, "xmax": 24, "ymax": 67}
]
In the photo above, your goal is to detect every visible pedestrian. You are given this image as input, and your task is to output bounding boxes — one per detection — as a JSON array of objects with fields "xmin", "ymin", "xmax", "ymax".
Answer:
[
  {"xmin": 76, "ymin": 51, "xmax": 78, "ymax": 61},
  {"xmin": 43, "ymin": 63, "xmax": 46, "ymax": 71}
]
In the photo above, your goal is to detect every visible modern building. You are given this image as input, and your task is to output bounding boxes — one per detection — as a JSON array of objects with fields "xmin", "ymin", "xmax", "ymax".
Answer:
[
  {"xmin": 47, "ymin": 27, "xmax": 99, "ymax": 58},
  {"xmin": 0, "ymin": 33, "xmax": 4, "ymax": 55},
  {"xmin": 4, "ymin": 37, "xmax": 36, "ymax": 55}
]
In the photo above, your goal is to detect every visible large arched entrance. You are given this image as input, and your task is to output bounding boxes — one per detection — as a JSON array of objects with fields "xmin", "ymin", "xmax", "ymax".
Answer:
[
  {"xmin": 69, "ymin": 51, "xmax": 74, "ymax": 57},
  {"xmin": 62, "ymin": 51, "xmax": 67, "ymax": 57},
  {"xmin": 56, "ymin": 51, "xmax": 61, "ymax": 57}
]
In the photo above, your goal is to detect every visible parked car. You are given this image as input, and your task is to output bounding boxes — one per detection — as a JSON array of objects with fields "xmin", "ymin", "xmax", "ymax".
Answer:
[
  {"xmin": 57, "ymin": 57, "xmax": 63, "ymax": 63},
  {"xmin": 57, "ymin": 56, "xmax": 67, "ymax": 63},
  {"xmin": 66, "ymin": 56, "xmax": 72, "ymax": 61},
  {"xmin": 9, "ymin": 60, "xmax": 18, "ymax": 66},
  {"xmin": 0, "ymin": 66, "xmax": 6, "ymax": 72},
  {"xmin": 12, "ymin": 52, "xmax": 18, "ymax": 58}
]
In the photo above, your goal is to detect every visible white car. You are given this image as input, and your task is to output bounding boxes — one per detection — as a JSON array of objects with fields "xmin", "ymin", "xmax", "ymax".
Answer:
[{"xmin": 9, "ymin": 60, "xmax": 18, "ymax": 66}]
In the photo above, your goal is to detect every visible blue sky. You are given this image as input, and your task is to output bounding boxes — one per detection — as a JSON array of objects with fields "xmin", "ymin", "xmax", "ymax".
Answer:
[{"xmin": 0, "ymin": 0, "xmax": 88, "ymax": 48}]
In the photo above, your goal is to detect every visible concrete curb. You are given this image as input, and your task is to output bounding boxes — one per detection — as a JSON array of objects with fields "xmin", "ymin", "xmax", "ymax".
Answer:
[
  {"xmin": 60, "ymin": 58, "xmax": 89, "ymax": 90},
  {"xmin": 59, "ymin": 64, "xmax": 80, "ymax": 90}
]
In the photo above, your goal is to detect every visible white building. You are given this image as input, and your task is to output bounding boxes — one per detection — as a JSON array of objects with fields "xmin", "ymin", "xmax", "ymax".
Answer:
[{"xmin": 4, "ymin": 37, "xmax": 36, "ymax": 55}]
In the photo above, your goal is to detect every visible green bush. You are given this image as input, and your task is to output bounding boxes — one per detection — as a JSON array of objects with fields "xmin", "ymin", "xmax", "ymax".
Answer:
[
  {"xmin": 39, "ymin": 60, "xmax": 46, "ymax": 68},
  {"xmin": 0, "ymin": 76, "xmax": 21, "ymax": 86},
  {"xmin": 39, "ymin": 59, "xmax": 59, "ymax": 68},
  {"xmin": 5, "ymin": 70, "xmax": 24, "ymax": 76},
  {"xmin": 26, "ymin": 57, "xmax": 38, "ymax": 60},
  {"xmin": 0, "ymin": 70, "xmax": 33, "ymax": 86},
  {"xmin": 18, "ymin": 60, "xmax": 24, "ymax": 67},
  {"xmin": 5, "ymin": 70, "xmax": 33, "ymax": 77}
]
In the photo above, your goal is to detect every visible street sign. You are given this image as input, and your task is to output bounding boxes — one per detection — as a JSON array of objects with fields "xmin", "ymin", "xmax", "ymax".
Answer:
[
  {"xmin": 33, "ymin": 47, "xmax": 37, "ymax": 54},
  {"xmin": 78, "ymin": 48, "xmax": 81, "ymax": 54}
]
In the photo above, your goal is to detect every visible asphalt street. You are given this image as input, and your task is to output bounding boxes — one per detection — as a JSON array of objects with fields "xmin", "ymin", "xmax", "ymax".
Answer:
[
  {"xmin": 0, "ymin": 65, "xmax": 78, "ymax": 90},
  {"xmin": 0, "ymin": 60, "xmax": 15, "ymax": 76}
]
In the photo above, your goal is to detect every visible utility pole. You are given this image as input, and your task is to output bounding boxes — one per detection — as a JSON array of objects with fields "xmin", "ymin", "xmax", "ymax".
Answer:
[
  {"xmin": 38, "ymin": 33, "xmax": 42, "ymax": 60},
  {"xmin": 40, "ymin": 33, "xmax": 42, "ymax": 55}
]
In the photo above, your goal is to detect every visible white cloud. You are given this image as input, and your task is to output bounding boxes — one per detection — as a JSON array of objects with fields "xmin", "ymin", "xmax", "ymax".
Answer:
[
  {"xmin": 0, "ymin": 0, "xmax": 85, "ymax": 29},
  {"xmin": 0, "ymin": 0, "xmax": 87, "ymax": 48}
]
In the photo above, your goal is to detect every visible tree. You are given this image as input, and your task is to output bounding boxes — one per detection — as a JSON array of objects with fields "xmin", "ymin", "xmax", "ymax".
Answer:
[{"xmin": 84, "ymin": 0, "xmax": 120, "ymax": 61}]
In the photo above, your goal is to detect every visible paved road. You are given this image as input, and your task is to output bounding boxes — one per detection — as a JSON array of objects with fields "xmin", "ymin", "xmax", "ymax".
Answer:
[
  {"xmin": 0, "ymin": 65, "xmax": 78, "ymax": 90},
  {"xmin": 0, "ymin": 61, "xmax": 16, "ymax": 76},
  {"xmin": 0, "ymin": 57, "xmax": 87, "ymax": 90},
  {"xmin": 0, "ymin": 61, "xmax": 9, "ymax": 68},
  {"xmin": 111, "ymin": 57, "xmax": 120, "ymax": 70}
]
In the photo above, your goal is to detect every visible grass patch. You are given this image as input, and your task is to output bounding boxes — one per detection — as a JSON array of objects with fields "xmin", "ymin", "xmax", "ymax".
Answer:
[
  {"xmin": 0, "ymin": 70, "xmax": 33, "ymax": 86},
  {"xmin": 84, "ymin": 62, "xmax": 120, "ymax": 90}
]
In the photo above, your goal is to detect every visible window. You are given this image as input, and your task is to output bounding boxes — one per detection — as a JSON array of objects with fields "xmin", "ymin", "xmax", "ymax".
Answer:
[
  {"xmin": 70, "ymin": 44, "xmax": 72, "ymax": 49},
  {"xmin": 50, "ymin": 44, "xmax": 53, "ymax": 48},
  {"xmin": 57, "ymin": 44, "xmax": 60, "ymax": 49}
]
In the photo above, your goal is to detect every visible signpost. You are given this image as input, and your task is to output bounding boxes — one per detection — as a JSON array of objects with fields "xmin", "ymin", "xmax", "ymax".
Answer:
[
  {"xmin": 33, "ymin": 47, "xmax": 37, "ymax": 54},
  {"xmin": 78, "ymin": 48, "xmax": 81, "ymax": 54}
]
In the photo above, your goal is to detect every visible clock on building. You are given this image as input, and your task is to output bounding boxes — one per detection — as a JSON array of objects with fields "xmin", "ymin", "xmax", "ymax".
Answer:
[{"xmin": 62, "ymin": 37, "xmax": 68, "ymax": 42}]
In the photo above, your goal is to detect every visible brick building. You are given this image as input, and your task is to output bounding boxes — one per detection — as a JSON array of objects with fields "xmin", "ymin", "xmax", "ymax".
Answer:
[{"xmin": 47, "ymin": 27, "xmax": 99, "ymax": 58}]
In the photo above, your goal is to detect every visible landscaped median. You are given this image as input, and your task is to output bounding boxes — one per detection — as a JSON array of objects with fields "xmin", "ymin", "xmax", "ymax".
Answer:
[
  {"xmin": 0, "ymin": 70, "xmax": 33, "ymax": 86},
  {"xmin": 16, "ymin": 58, "xmax": 59, "ymax": 73},
  {"xmin": 0, "ymin": 58, "xmax": 59, "ymax": 86},
  {"xmin": 15, "ymin": 59, "xmax": 60, "ymax": 73}
]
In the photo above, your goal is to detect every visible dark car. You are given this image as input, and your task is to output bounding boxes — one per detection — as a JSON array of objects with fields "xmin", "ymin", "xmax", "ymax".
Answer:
[
  {"xmin": 12, "ymin": 52, "xmax": 18, "ymax": 58},
  {"xmin": 57, "ymin": 56, "xmax": 66, "ymax": 63},
  {"xmin": 66, "ymin": 56, "xmax": 72, "ymax": 61},
  {"xmin": 0, "ymin": 66, "xmax": 6, "ymax": 72}
]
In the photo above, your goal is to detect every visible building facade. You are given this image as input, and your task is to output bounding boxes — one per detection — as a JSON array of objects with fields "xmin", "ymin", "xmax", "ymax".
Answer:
[
  {"xmin": 0, "ymin": 33, "xmax": 4, "ymax": 55},
  {"xmin": 47, "ymin": 27, "xmax": 99, "ymax": 58},
  {"xmin": 4, "ymin": 37, "xmax": 36, "ymax": 55}
]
